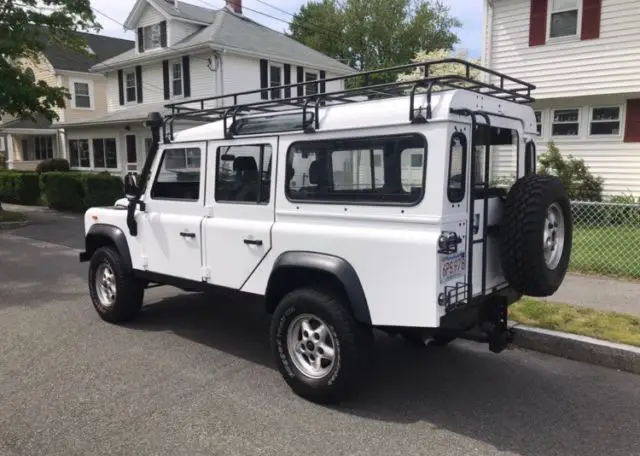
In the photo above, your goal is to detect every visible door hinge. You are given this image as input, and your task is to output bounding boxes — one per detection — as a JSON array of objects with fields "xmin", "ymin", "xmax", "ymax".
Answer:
[
  {"xmin": 205, "ymin": 205, "xmax": 214, "ymax": 217},
  {"xmin": 141, "ymin": 254, "xmax": 148, "ymax": 269},
  {"xmin": 201, "ymin": 267, "xmax": 211, "ymax": 282}
]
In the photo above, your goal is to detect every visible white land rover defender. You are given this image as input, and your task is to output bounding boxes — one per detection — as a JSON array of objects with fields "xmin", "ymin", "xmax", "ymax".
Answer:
[{"xmin": 79, "ymin": 59, "xmax": 572, "ymax": 404}]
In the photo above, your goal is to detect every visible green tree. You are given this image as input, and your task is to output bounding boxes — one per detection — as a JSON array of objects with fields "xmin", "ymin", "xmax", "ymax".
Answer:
[
  {"xmin": 0, "ymin": 0, "xmax": 100, "ymax": 123},
  {"xmin": 289, "ymin": 0, "xmax": 461, "ymax": 84}
]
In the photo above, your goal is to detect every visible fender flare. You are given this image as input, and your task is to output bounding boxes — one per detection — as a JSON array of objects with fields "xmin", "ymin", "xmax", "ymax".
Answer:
[
  {"xmin": 80, "ymin": 224, "xmax": 133, "ymax": 272},
  {"xmin": 266, "ymin": 251, "xmax": 372, "ymax": 325}
]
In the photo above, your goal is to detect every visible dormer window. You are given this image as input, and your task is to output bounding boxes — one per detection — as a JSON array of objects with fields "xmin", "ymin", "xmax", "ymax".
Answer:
[
  {"xmin": 143, "ymin": 24, "xmax": 162, "ymax": 50},
  {"xmin": 137, "ymin": 21, "xmax": 167, "ymax": 52}
]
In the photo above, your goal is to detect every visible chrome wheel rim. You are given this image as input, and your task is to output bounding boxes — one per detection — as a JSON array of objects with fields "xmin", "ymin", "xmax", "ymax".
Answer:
[
  {"xmin": 95, "ymin": 263, "xmax": 117, "ymax": 307},
  {"xmin": 543, "ymin": 202, "xmax": 565, "ymax": 270},
  {"xmin": 286, "ymin": 314, "xmax": 337, "ymax": 379}
]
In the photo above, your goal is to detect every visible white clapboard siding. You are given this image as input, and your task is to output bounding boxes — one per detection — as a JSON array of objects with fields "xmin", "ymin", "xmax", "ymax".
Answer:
[
  {"xmin": 138, "ymin": 4, "xmax": 166, "ymax": 28},
  {"xmin": 489, "ymin": 0, "xmax": 640, "ymax": 98}
]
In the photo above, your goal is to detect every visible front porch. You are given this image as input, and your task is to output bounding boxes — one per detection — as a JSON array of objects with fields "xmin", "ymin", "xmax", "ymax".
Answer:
[{"xmin": 0, "ymin": 115, "xmax": 62, "ymax": 171}]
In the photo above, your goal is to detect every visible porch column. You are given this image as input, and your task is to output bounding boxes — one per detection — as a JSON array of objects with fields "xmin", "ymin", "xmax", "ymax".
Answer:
[
  {"xmin": 6, "ymin": 134, "xmax": 15, "ymax": 170},
  {"xmin": 58, "ymin": 129, "xmax": 68, "ymax": 160}
]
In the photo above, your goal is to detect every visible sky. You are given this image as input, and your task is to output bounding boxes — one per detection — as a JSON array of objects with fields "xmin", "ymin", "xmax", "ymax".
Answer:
[{"xmin": 89, "ymin": 0, "xmax": 484, "ymax": 59}]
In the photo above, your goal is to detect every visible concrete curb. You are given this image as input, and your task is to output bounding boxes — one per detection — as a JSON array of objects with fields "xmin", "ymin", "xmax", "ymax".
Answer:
[
  {"xmin": 0, "ymin": 220, "xmax": 29, "ymax": 230},
  {"xmin": 510, "ymin": 324, "xmax": 640, "ymax": 375}
]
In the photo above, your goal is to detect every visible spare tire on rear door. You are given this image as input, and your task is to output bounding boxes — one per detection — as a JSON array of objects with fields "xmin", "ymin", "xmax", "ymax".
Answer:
[{"xmin": 499, "ymin": 174, "xmax": 573, "ymax": 297}]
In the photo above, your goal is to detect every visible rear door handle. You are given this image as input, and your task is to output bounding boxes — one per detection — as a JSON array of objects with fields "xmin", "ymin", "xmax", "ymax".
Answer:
[
  {"xmin": 243, "ymin": 239, "xmax": 263, "ymax": 246},
  {"xmin": 180, "ymin": 231, "xmax": 196, "ymax": 238}
]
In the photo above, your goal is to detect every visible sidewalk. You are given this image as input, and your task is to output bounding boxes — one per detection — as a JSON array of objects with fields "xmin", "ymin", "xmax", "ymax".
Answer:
[{"xmin": 543, "ymin": 273, "xmax": 640, "ymax": 317}]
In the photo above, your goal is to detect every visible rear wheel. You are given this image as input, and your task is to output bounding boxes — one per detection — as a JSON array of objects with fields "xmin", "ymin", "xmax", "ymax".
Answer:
[
  {"xmin": 270, "ymin": 287, "xmax": 372, "ymax": 404},
  {"xmin": 499, "ymin": 174, "xmax": 573, "ymax": 296},
  {"xmin": 88, "ymin": 246, "xmax": 145, "ymax": 323}
]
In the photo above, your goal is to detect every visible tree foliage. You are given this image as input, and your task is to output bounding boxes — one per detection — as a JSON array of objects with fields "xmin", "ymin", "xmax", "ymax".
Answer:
[
  {"xmin": 538, "ymin": 141, "xmax": 604, "ymax": 202},
  {"xmin": 396, "ymin": 48, "xmax": 480, "ymax": 89},
  {"xmin": 289, "ymin": 0, "xmax": 461, "ymax": 83},
  {"xmin": 0, "ymin": 0, "xmax": 101, "ymax": 122}
]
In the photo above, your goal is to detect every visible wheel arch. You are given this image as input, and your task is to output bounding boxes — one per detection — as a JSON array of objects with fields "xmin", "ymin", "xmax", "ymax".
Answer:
[
  {"xmin": 265, "ymin": 252, "xmax": 372, "ymax": 325},
  {"xmin": 80, "ymin": 224, "xmax": 133, "ymax": 272}
]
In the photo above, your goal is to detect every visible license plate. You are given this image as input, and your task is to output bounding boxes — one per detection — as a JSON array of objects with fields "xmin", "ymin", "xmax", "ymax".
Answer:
[{"xmin": 440, "ymin": 252, "xmax": 466, "ymax": 284}]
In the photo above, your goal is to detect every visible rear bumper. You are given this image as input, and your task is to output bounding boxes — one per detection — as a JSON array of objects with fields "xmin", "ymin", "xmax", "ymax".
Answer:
[{"xmin": 439, "ymin": 287, "xmax": 522, "ymax": 331}]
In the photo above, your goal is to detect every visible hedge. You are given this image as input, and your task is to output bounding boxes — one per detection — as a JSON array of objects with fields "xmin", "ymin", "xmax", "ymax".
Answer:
[
  {"xmin": 42, "ymin": 172, "xmax": 124, "ymax": 211},
  {"xmin": 0, "ymin": 172, "xmax": 41, "ymax": 205},
  {"xmin": 36, "ymin": 158, "xmax": 70, "ymax": 174}
]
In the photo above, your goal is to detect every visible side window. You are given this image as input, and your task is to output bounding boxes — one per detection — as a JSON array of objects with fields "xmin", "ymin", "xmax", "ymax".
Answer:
[
  {"xmin": 215, "ymin": 144, "xmax": 272, "ymax": 204},
  {"xmin": 150, "ymin": 147, "xmax": 201, "ymax": 201},
  {"xmin": 286, "ymin": 133, "xmax": 427, "ymax": 205},
  {"xmin": 448, "ymin": 133, "xmax": 467, "ymax": 203}
]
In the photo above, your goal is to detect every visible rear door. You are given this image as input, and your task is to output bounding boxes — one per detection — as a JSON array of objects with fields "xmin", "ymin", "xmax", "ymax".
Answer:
[{"xmin": 202, "ymin": 137, "xmax": 277, "ymax": 289}]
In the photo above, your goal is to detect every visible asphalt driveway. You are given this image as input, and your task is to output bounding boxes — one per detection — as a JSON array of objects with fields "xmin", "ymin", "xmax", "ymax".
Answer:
[{"xmin": 1, "ymin": 230, "xmax": 640, "ymax": 456}]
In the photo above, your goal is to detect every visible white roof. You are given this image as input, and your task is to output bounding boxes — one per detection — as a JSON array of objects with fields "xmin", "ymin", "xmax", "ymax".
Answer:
[{"xmin": 172, "ymin": 89, "xmax": 538, "ymax": 143}]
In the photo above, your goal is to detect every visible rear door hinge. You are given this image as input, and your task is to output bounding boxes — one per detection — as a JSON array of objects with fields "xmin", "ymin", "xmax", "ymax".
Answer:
[
  {"xmin": 201, "ymin": 266, "xmax": 211, "ymax": 282},
  {"xmin": 141, "ymin": 254, "xmax": 148, "ymax": 270},
  {"xmin": 205, "ymin": 205, "xmax": 214, "ymax": 218}
]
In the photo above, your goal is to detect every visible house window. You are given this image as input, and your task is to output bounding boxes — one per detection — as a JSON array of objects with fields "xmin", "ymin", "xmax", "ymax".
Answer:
[
  {"xmin": 92, "ymin": 138, "xmax": 118, "ymax": 169},
  {"xmin": 535, "ymin": 110, "xmax": 543, "ymax": 135},
  {"xmin": 125, "ymin": 71, "xmax": 137, "ymax": 102},
  {"xmin": 590, "ymin": 107, "xmax": 621, "ymax": 136},
  {"xmin": 172, "ymin": 62, "xmax": 183, "ymax": 96},
  {"xmin": 549, "ymin": 0, "xmax": 580, "ymax": 38},
  {"xmin": 552, "ymin": 109, "xmax": 580, "ymax": 136},
  {"xmin": 269, "ymin": 64, "xmax": 282, "ymax": 99},
  {"xmin": 143, "ymin": 23, "xmax": 162, "ymax": 50},
  {"xmin": 411, "ymin": 153, "xmax": 423, "ymax": 168},
  {"xmin": 33, "ymin": 136, "xmax": 53, "ymax": 161},
  {"xmin": 305, "ymin": 71, "xmax": 318, "ymax": 96},
  {"xmin": 73, "ymin": 82, "xmax": 91, "ymax": 108},
  {"xmin": 68, "ymin": 139, "xmax": 90, "ymax": 168}
]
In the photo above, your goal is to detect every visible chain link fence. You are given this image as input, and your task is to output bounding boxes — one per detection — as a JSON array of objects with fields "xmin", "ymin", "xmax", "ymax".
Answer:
[{"xmin": 570, "ymin": 200, "xmax": 640, "ymax": 279}]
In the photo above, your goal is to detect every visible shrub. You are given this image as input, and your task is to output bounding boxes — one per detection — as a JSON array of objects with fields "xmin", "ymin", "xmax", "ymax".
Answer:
[
  {"xmin": 538, "ymin": 141, "xmax": 604, "ymax": 202},
  {"xmin": 0, "ymin": 171, "xmax": 41, "ymax": 205},
  {"xmin": 42, "ymin": 171, "xmax": 124, "ymax": 211},
  {"xmin": 36, "ymin": 158, "xmax": 70, "ymax": 174},
  {"xmin": 83, "ymin": 172, "xmax": 124, "ymax": 208},
  {"xmin": 42, "ymin": 172, "xmax": 85, "ymax": 211}
]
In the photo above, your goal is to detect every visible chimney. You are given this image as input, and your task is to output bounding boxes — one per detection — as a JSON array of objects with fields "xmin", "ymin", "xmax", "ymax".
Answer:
[{"xmin": 226, "ymin": 0, "xmax": 242, "ymax": 14}]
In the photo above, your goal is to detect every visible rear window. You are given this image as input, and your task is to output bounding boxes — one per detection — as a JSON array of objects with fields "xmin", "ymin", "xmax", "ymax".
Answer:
[{"xmin": 285, "ymin": 133, "xmax": 427, "ymax": 205}]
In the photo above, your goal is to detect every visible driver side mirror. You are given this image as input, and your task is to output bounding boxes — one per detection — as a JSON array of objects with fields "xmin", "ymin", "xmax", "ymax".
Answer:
[{"xmin": 124, "ymin": 173, "xmax": 139, "ymax": 200}]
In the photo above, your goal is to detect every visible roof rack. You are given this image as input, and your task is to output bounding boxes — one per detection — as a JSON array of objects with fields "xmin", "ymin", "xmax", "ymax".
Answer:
[{"xmin": 161, "ymin": 58, "xmax": 535, "ymax": 141}]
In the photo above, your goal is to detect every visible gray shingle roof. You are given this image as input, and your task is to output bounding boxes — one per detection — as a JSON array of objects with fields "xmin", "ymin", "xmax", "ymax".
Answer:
[
  {"xmin": 93, "ymin": 4, "xmax": 355, "ymax": 75},
  {"xmin": 42, "ymin": 30, "xmax": 134, "ymax": 73},
  {"xmin": 153, "ymin": 0, "xmax": 217, "ymax": 23}
]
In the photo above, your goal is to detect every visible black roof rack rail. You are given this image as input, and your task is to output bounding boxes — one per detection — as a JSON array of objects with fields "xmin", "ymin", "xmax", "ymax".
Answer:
[{"xmin": 161, "ymin": 58, "xmax": 536, "ymax": 141}]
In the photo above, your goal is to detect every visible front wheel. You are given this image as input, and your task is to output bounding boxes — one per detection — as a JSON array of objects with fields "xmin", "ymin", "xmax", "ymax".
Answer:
[
  {"xmin": 88, "ymin": 246, "xmax": 145, "ymax": 323},
  {"xmin": 270, "ymin": 287, "xmax": 372, "ymax": 404}
]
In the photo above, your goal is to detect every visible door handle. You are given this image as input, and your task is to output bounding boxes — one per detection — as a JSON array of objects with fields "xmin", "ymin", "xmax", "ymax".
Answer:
[
  {"xmin": 243, "ymin": 239, "xmax": 263, "ymax": 246},
  {"xmin": 180, "ymin": 231, "xmax": 196, "ymax": 238}
]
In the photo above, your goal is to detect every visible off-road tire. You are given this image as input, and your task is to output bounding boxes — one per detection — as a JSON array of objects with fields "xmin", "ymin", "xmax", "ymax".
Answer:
[
  {"xmin": 270, "ymin": 287, "xmax": 373, "ymax": 404},
  {"xmin": 499, "ymin": 174, "xmax": 573, "ymax": 297},
  {"xmin": 88, "ymin": 246, "xmax": 145, "ymax": 323}
]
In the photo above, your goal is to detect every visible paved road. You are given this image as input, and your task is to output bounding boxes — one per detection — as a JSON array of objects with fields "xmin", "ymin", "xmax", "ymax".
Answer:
[{"xmin": 1, "ymin": 231, "xmax": 640, "ymax": 455}]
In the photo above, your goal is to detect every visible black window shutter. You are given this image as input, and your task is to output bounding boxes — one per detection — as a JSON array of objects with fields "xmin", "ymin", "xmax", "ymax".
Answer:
[
  {"xmin": 296, "ymin": 66, "xmax": 304, "ymax": 97},
  {"xmin": 260, "ymin": 59, "xmax": 268, "ymax": 100},
  {"xmin": 160, "ymin": 21, "xmax": 167, "ymax": 47},
  {"xmin": 182, "ymin": 55, "xmax": 191, "ymax": 98},
  {"xmin": 162, "ymin": 60, "xmax": 170, "ymax": 100},
  {"xmin": 117, "ymin": 69, "xmax": 124, "ymax": 105},
  {"xmin": 135, "ymin": 65, "xmax": 143, "ymax": 103},
  {"xmin": 137, "ymin": 28, "xmax": 144, "ymax": 52},
  {"xmin": 283, "ymin": 64, "xmax": 291, "ymax": 99},
  {"xmin": 319, "ymin": 70, "xmax": 326, "ymax": 93}
]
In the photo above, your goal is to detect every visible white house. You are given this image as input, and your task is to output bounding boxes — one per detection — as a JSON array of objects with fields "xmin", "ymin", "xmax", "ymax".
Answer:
[
  {"xmin": 482, "ymin": 0, "xmax": 640, "ymax": 196},
  {"xmin": 56, "ymin": 0, "xmax": 356, "ymax": 176}
]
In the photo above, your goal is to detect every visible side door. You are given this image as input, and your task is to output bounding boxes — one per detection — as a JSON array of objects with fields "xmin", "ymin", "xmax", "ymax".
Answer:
[
  {"xmin": 203, "ymin": 137, "xmax": 277, "ymax": 289},
  {"xmin": 438, "ymin": 127, "xmax": 470, "ymax": 309},
  {"xmin": 137, "ymin": 142, "xmax": 208, "ymax": 282}
]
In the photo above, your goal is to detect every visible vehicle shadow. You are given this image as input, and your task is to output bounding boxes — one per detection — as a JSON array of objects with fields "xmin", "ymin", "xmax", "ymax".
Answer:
[{"xmin": 129, "ymin": 290, "xmax": 639, "ymax": 456}]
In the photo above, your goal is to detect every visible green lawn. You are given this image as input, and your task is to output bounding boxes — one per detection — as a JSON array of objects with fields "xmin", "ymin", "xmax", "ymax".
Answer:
[
  {"xmin": 511, "ymin": 298, "xmax": 640, "ymax": 347},
  {"xmin": 570, "ymin": 225, "xmax": 640, "ymax": 279},
  {"xmin": 0, "ymin": 210, "xmax": 27, "ymax": 223}
]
